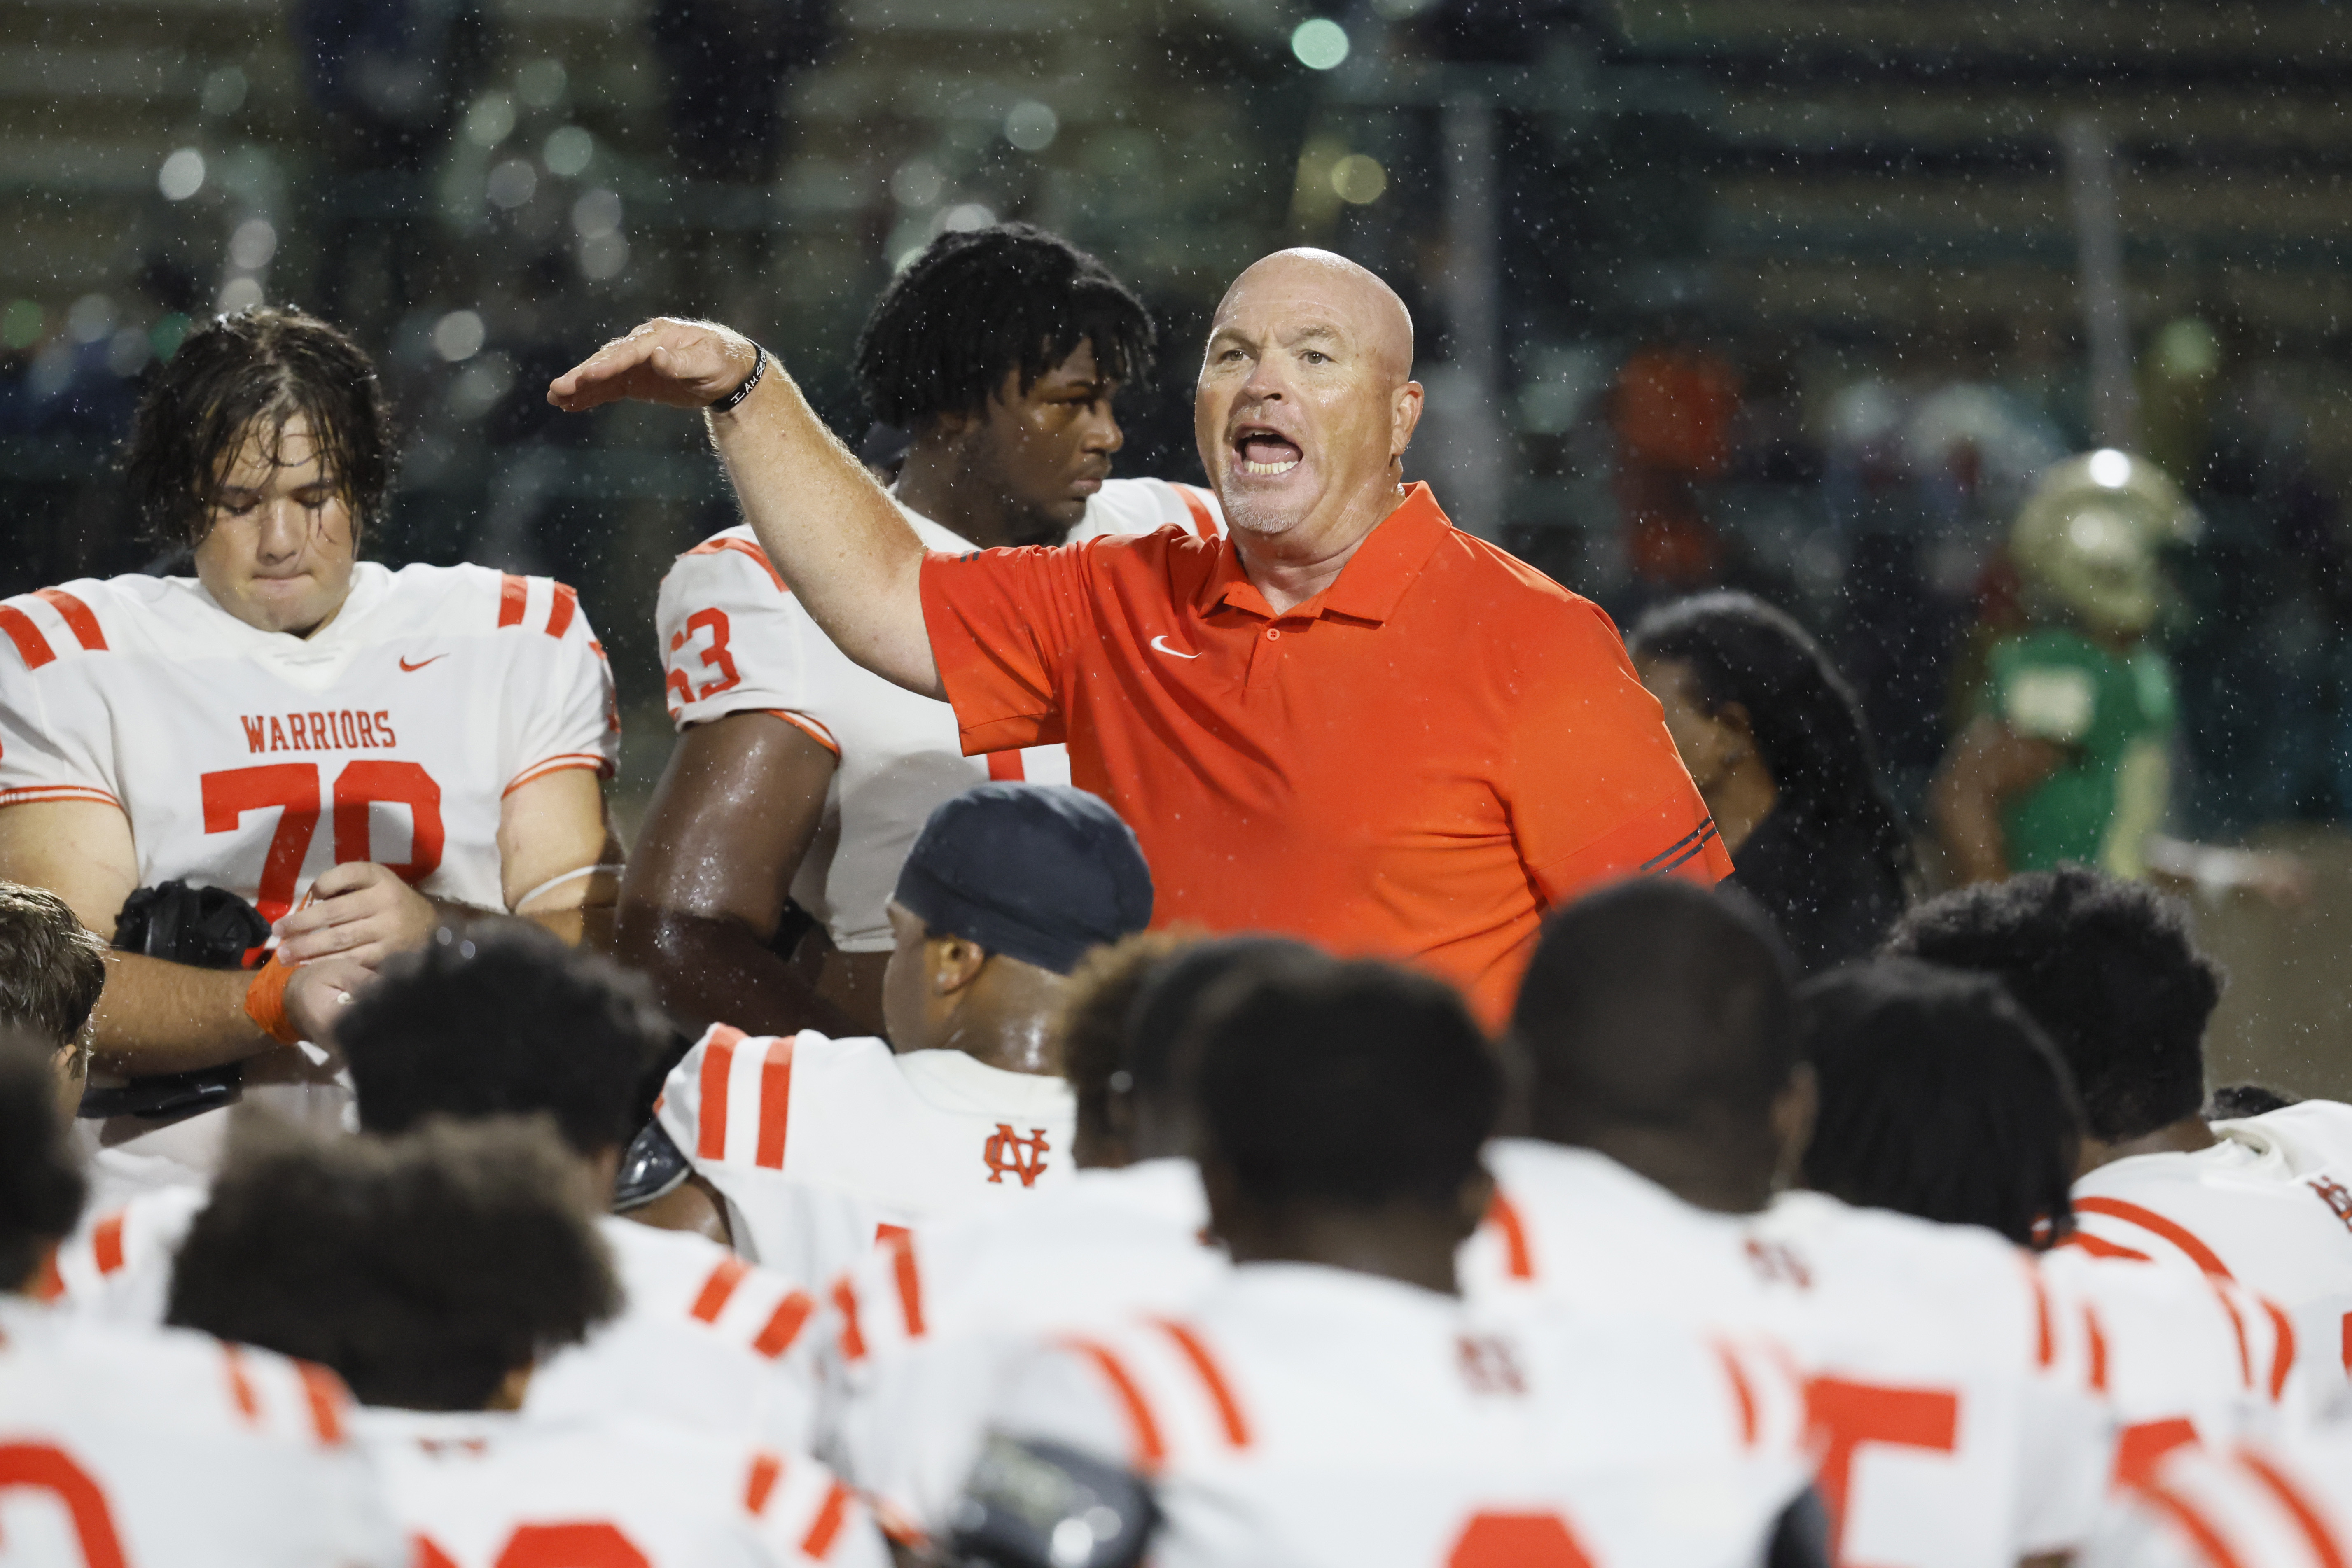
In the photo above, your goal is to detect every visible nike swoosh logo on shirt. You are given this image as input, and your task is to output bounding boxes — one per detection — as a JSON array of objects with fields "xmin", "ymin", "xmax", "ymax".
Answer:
[
  {"xmin": 398, "ymin": 655, "xmax": 446, "ymax": 672},
  {"xmin": 1150, "ymin": 635, "xmax": 1203, "ymax": 660}
]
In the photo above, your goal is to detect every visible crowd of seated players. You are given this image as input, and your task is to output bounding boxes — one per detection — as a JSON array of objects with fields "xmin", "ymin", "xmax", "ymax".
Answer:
[{"xmin": 7, "ymin": 815, "xmax": 2352, "ymax": 1568}]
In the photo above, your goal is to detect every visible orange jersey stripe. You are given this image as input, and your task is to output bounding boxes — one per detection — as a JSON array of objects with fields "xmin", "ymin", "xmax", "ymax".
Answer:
[
  {"xmin": 296, "ymin": 1362, "xmax": 347, "ymax": 1444},
  {"xmin": 744, "ymin": 1451, "xmax": 782, "ymax": 1516},
  {"xmin": 1714, "ymin": 1342, "xmax": 1759, "ymax": 1447},
  {"xmin": 2076, "ymin": 1197, "xmax": 2235, "ymax": 1278},
  {"xmin": 546, "ymin": 582, "xmax": 579, "ymax": 639},
  {"xmin": 33, "ymin": 590, "xmax": 105, "ymax": 652},
  {"xmin": 2238, "ymin": 1449, "xmax": 2349, "ymax": 1568},
  {"xmin": 2084, "ymin": 1303, "xmax": 2110, "ymax": 1393},
  {"xmin": 832, "ymin": 1276, "xmax": 867, "ymax": 1363},
  {"xmin": 888, "ymin": 1230, "xmax": 925, "ymax": 1339},
  {"xmin": 760, "ymin": 710, "xmax": 842, "ymax": 756},
  {"xmin": 754, "ymin": 1036, "xmax": 795, "ymax": 1171},
  {"xmin": 220, "ymin": 1344, "xmax": 261, "ymax": 1423},
  {"xmin": 801, "ymin": 1480, "xmax": 854, "ymax": 1560},
  {"xmin": 1486, "ymin": 1191, "xmax": 1535, "ymax": 1281},
  {"xmin": 752, "ymin": 1292, "xmax": 815, "ymax": 1360},
  {"xmin": 496, "ymin": 573, "xmax": 528, "ymax": 627},
  {"xmin": 2021, "ymin": 1255, "xmax": 2055, "ymax": 1367},
  {"xmin": 0, "ymin": 604, "xmax": 55, "ymax": 669},
  {"xmin": 687, "ymin": 536, "xmax": 787, "ymax": 592},
  {"xmin": 90, "ymin": 1213, "xmax": 125, "ymax": 1276},
  {"xmin": 2117, "ymin": 1418, "xmax": 2201, "ymax": 1487},
  {"xmin": 697, "ymin": 1025, "xmax": 746, "ymax": 1161},
  {"xmin": 2263, "ymin": 1299, "xmax": 2296, "ymax": 1402},
  {"xmin": 2139, "ymin": 1479, "xmax": 2254, "ymax": 1568},
  {"xmin": 2062, "ymin": 1229, "xmax": 2153, "ymax": 1263},
  {"xmin": 1154, "ymin": 1319, "xmax": 1251, "ymax": 1449},
  {"xmin": 690, "ymin": 1257, "xmax": 749, "ymax": 1323},
  {"xmin": 1063, "ymin": 1337, "xmax": 1168, "ymax": 1470}
]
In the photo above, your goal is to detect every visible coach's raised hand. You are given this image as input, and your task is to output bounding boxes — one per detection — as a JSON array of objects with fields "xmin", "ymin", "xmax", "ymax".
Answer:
[
  {"xmin": 547, "ymin": 317, "xmax": 761, "ymax": 412},
  {"xmin": 550, "ymin": 316, "xmax": 942, "ymax": 700}
]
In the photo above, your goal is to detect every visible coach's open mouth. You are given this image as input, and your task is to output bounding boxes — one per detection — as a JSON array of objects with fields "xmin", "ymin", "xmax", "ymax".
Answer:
[{"xmin": 1233, "ymin": 425, "xmax": 1303, "ymax": 477}]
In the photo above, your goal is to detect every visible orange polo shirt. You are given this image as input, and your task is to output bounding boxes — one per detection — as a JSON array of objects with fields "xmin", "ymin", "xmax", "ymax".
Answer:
[{"xmin": 918, "ymin": 482, "xmax": 1730, "ymax": 1024}]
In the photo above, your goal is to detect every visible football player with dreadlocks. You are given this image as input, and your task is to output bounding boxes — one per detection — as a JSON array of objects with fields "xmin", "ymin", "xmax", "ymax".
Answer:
[{"xmin": 619, "ymin": 224, "xmax": 1220, "ymax": 1045}]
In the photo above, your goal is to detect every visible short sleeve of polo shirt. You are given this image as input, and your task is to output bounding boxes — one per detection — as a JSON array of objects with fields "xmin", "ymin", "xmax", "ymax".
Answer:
[
  {"xmin": 1504, "ymin": 597, "xmax": 1733, "ymax": 901},
  {"xmin": 918, "ymin": 543, "xmax": 1104, "ymax": 755}
]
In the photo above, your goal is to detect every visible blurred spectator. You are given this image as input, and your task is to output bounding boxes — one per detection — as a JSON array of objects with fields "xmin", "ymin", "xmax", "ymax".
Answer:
[
  {"xmin": 1630, "ymin": 593, "xmax": 1911, "ymax": 974},
  {"xmin": 1611, "ymin": 333, "xmax": 1740, "ymax": 593},
  {"xmin": 649, "ymin": 0, "xmax": 831, "ymax": 184},
  {"xmin": 292, "ymin": 0, "xmax": 493, "ymax": 336}
]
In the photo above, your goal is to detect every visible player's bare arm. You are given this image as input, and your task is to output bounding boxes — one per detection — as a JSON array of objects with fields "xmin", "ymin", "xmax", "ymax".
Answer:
[
  {"xmin": 499, "ymin": 765, "xmax": 625, "ymax": 950},
  {"xmin": 617, "ymin": 713, "xmax": 869, "ymax": 1036},
  {"xmin": 0, "ymin": 799, "xmax": 367, "ymax": 1073},
  {"xmin": 548, "ymin": 320, "xmax": 944, "ymax": 700},
  {"xmin": 1929, "ymin": 716, "xmax": 2064, "ymax": 886}
]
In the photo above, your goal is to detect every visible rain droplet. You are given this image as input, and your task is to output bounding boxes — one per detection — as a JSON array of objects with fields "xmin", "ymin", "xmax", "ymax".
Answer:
[
  {"xmin": 1291, "ymin": 18, "xmax": 1350, "ymax": 70},
  {"xmin": 515, "ymin": 58, "xmax": 567, "ymax": 110},
  {"xmin": 486, "ymin": 158, "xmax": 538, "ymax": 209},
  {"xmin": 158, "ymin": 147, "xmax": 206, "ymax": 202},
  {"xmin": 67, "ymin": 294, "xmax": 115, "ymax": 344},
  {"xmin": 199, "ymin": 67, "xmax": 246, "ymax": 118},
  {"xmin": 544, "ymin": 126, "xmax": 594, "ymax": 178},
  {"xmin": 1004, "ymin": 100, "xmax": 1058, "ymax": 152},
  {"xmin": 228, "ymin": 217, "xmax": 277, "ymax": 271},
  {"xmin": 433, "ymin": 310, "xmax": 486, "ymax": 362},
  {"xmin": 465, "ymin": 91, "xmax": 517, "ymax": 149}
]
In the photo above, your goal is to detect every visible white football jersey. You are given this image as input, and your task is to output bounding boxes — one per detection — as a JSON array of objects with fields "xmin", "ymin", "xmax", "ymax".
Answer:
[
  {"xmin": 658, "ymin": 1024, "xmax": 1075, "ymax": 1290},
  {"xmin": 2072, "ymin": 1100, "xmax": 2352, "ymax": 1398},
  {"xmin": 47, "ymin": 1191, "xmax": 826, "ymax": 1454},
  {"xmin": 655, "ymin": 478, "xmax": 1219, "ymax": 954},
  {"xmin": 1460, "ymin": 1139, "xmax": 2116, "ymax": 1566},
  {"xmin": 987, "ymin": 1262, "xmax": 1812, "ymax": 1568},
  {"xmin": 0, "ymin": 1295, "xmax": 402, "ymax": 1568},
  {"xmin": 359, "ymin": 1407, "xmax": 886, "ymax": 1568},
  {"xmin": 0, "ymin": 562, "xmax": 618, "ymax": 920},
  {"xmin": 2080, "ymin": 1431, "xmax": 2352, "ymax": 1568},
  {"xmin": 829, "ymin": 1156, "xmax": 1224, "ymax": 1535}
]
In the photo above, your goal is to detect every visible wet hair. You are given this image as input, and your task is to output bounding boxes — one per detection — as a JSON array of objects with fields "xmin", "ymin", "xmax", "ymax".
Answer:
[
  {"xmin": 1057, "ymin": 930, "xmax": 1201, "ymax": 1150},
  {"xmin": 0, "ymin": 880, "xmax": 105, "ymax": 1050},
  {"xmin": 0, "ymin": 1027, "xmax": 85, "ymax": 1292},
  {"xmin": 1885, "ymin": 866, "xmax": 2222, "ymax": 1143},
  {"xmin": 1629, "ymin": 592, "xmax": 1910, "ymax": 874},
  {"xmin": 1798, "ymin": 959, "xmax": 2083, "ymax": 1246},
  {"xmin": 854, "ymin": 223, "xmax": 1155, "ymax": 429},
  {"xmin": 338, "ymin": 923, "xmax": 669, "ymax": 1159},
  {"xmin": 167, "ymin": 1115, "xmax": 618, "ymax": 1411},
  {"xmin": 2208, "ymin": 1083, "xmax": 2299, "ymax": 1120},
  {"xmin": 124, "ymin": 305, "xmax": 392, "ymax": 549},
  {"xmin": 1189, "ymin": 956, "xmax": 1500, "ymax": 1212},
  {"xmin": 1511, "ymin": 879, "xmax": 1798, "ymax": 1139}
]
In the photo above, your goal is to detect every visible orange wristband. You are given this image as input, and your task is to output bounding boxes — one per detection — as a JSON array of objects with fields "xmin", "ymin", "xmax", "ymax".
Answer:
[{"xmin": 243, "ymin": 956, "xmax": 301, "ymax": 1045}]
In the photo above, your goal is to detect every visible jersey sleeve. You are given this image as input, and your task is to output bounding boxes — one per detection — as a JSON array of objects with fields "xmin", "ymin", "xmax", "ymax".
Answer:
[
  {"xmin": 656, "ymin": 535, "xmax": 848, "ymax": 755},
  {"xmin": 501, "ymin": 574, "xmax": 620, "ymax": 794},
  {"xmin": 0, "ymin": 587, "xmax": 124, "ymax": 809},
  {"xmin": 983, "ymin": 1337, "xmax": 1160, "ymax": 1472},
  {"xmin": 918, "ymin": 544, "xmax": 1107, "ymax": 755},
  {"xmin": 1504, "ymin": 596, "xmax": 1733, "ymax": 902},
  {"xmin": 743, "ymin": 1448, "xmax": 891, "ymax": 1568}
]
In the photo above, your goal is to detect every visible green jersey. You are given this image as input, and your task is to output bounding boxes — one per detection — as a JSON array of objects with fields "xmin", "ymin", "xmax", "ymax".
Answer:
[{"xmin": 1982, "ymin": 627, "xmax": 2176, "ymax": 877}]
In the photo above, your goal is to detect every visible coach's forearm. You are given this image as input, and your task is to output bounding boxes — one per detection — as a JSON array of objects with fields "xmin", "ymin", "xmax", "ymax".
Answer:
[
  {"xmin": 707, "ymin": 372, "xmax": 944, "ymax": 699},
  {"xmin": 89, "ymin": 952, "xmax": 280, "ymax": 1075}
]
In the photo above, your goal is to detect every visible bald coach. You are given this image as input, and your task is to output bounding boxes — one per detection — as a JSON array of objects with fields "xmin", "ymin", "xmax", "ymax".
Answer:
[{"xmin": 550, "ymin": 251, "xmax": 1726, "ymax": 1022}]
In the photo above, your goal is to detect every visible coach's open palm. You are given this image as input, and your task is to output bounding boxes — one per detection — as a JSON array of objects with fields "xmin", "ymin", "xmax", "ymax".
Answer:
[{"xmin": 547, "ymin": 318, "xmax": 760, "ymax": 412}]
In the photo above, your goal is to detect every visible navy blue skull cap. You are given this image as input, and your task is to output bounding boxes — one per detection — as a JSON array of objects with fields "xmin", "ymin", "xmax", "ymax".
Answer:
[{"xmin": 892, "ymin": 782, "xmax": 1154, "ymax": 975}]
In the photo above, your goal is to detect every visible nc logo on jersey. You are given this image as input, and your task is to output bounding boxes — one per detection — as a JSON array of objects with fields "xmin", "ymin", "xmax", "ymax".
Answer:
[{"xmin": 983, "ymin": 1124, "xmax": 1052, "ymax": 1187}]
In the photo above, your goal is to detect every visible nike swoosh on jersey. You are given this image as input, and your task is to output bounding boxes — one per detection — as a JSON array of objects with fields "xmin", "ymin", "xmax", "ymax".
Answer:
[
  {"xmin": 398, "ymin": 655, "xmax": 447, "ymax": 672},
  {"xmin": 1150, "ymin": 636, "xmax": 1203, "ymax": 660}
]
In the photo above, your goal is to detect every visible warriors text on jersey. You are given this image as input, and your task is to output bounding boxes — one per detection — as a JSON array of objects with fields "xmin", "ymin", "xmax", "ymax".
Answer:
[
  {"xmin": 657, "ymin": 1024, "xmax": 1076, "ymax": 1290},
  {"xmin": 656, "ymin": 479, "xmax": 1219, "ymax": 954},
  {"xmin": 0, "ymin": 1295, "xmax": 403, "ymax": 1568},
  {"xmin": 0, "ymin": 565, "xmax": 617, "ymax": 918}
]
